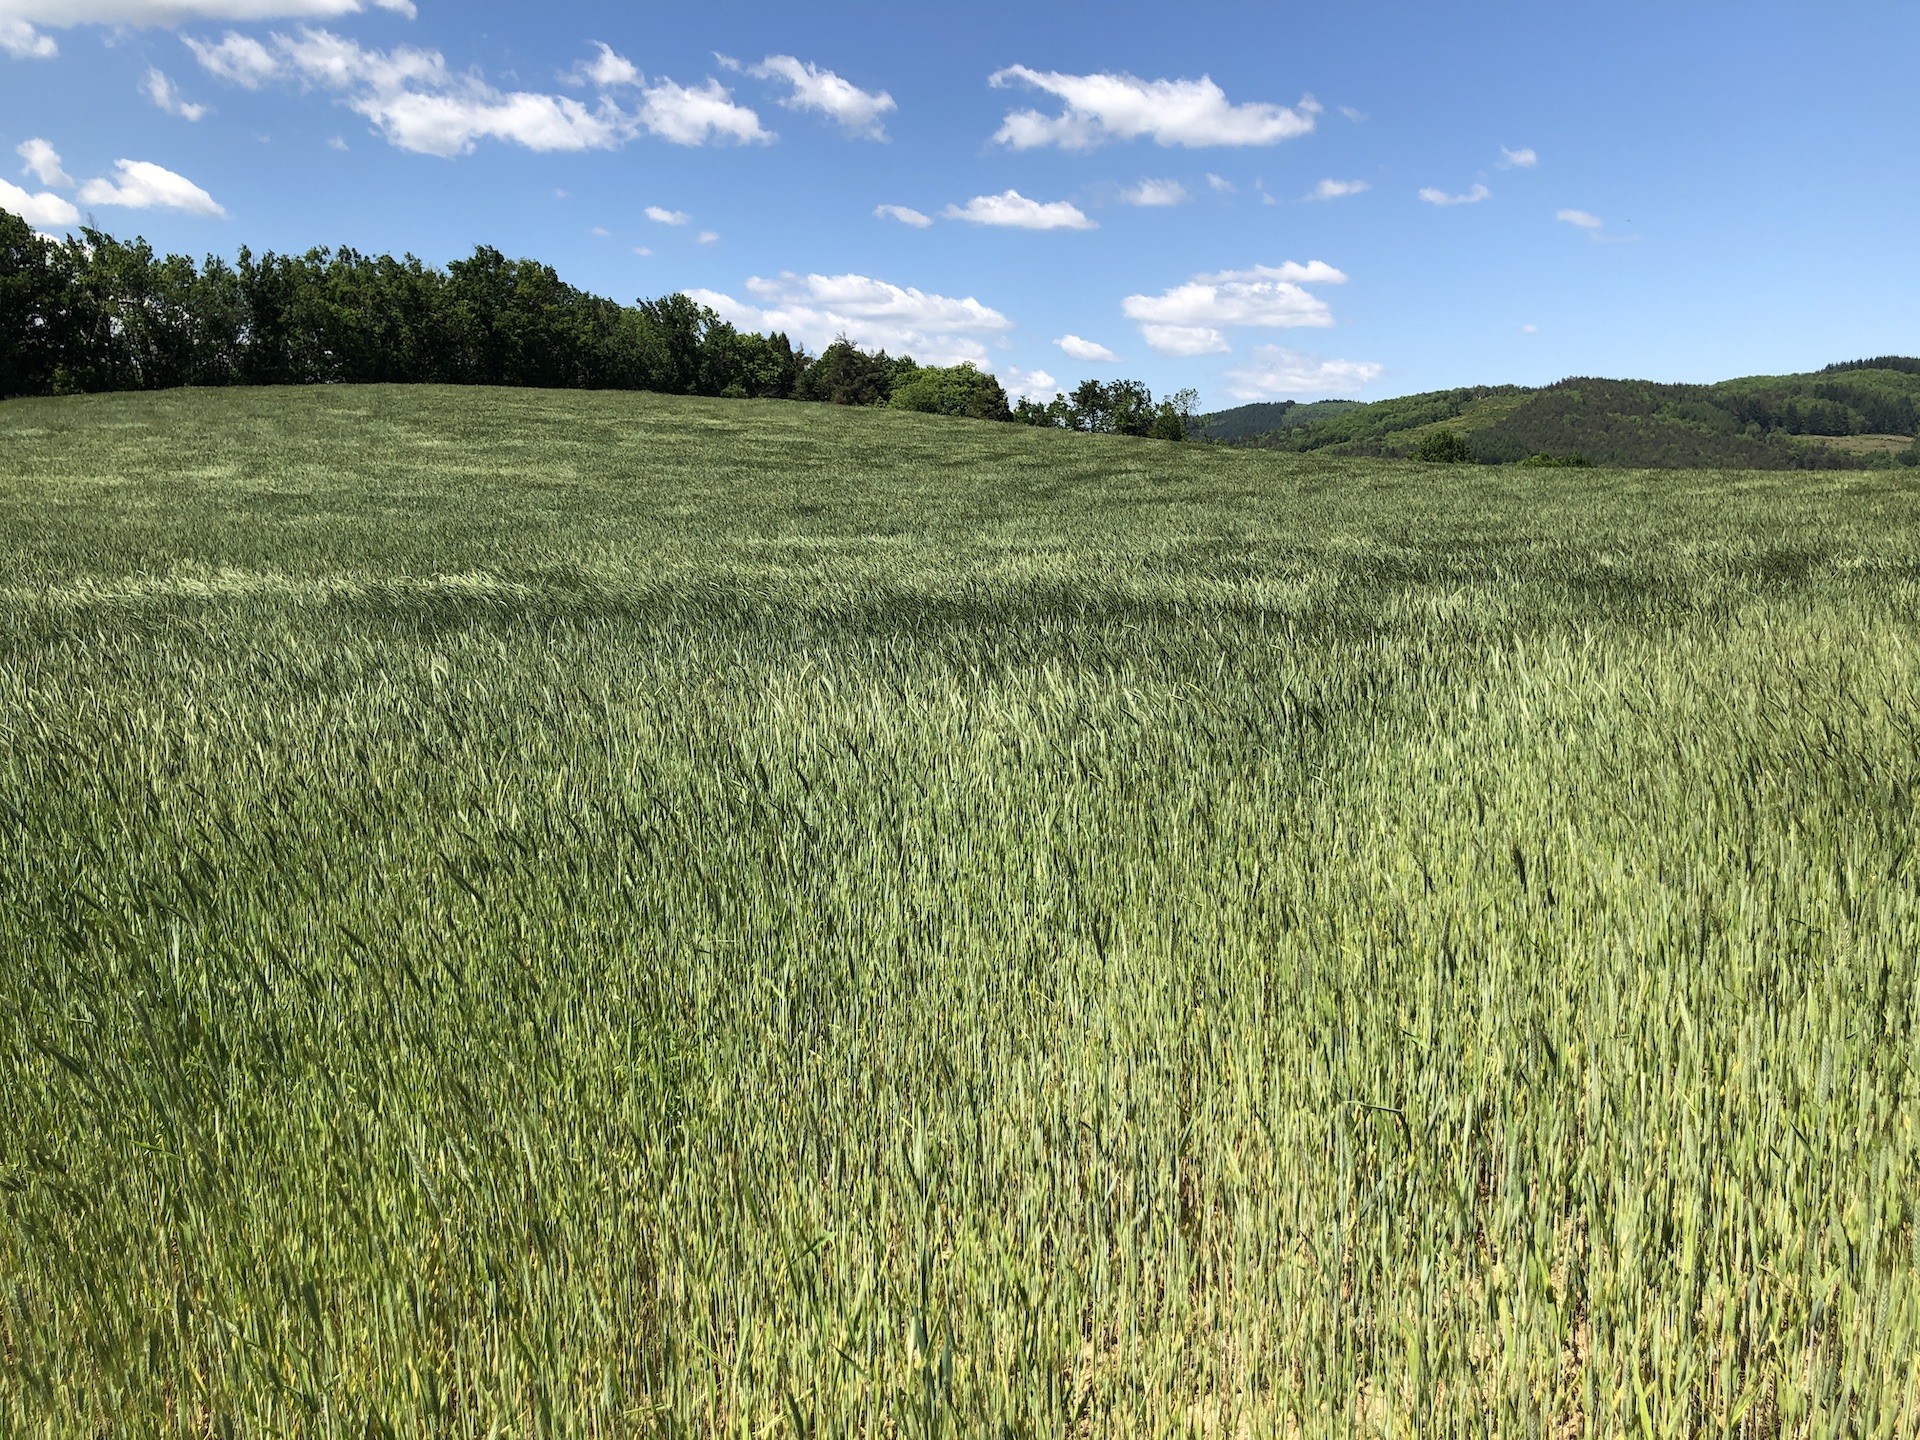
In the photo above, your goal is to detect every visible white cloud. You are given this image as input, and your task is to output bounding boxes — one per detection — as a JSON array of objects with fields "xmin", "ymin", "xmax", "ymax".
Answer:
[
  {"xmin": 1205, "ymin": 172, "xmax": 1235, "ymax": 193},
  {"xmin": 1308, "ymin": 177, "xmax": 1368, "ymax": 200},
  {"xmin": 588, "ymin": 225, "xmax": 610, "ymax": 237},
  {"xmin": 696, "ymin": 229, "xmax": 719, "ymax": 245},
  {"xmin": 1339, "ymin": 105, "xmax": 1367, "ymax": 123},
  {"xmin": 1521, "ymin": 323, "xmax": 1538, "ymax": 334},
  {"xmin": 2, "ymin": 1, "xmax": 414, "ymax": 25},
  {"xmin": 1123, "ymin": 260, "xmax": 1347, "ymax": 352},
  {"xmin": 328, "ymin": 134, "xmax": 347, "ymax": 150},
  {"xmin": 631, "ymin": 245, "xmax": 652, "ymax": 257},
  {"xmin": 746, "ymin": 54, "xmax": 894, "ymax": 138},
  {"xmin": 874, "ymin": 203, "xmax": 931, "ymax": 228},
  {"xmin": 186, "ymin": 29, "xmax": 768, "ymax": 155},
  {"xmin": 1222, "ymin": 345, "xmax": 1383, "ymax": 399},
  {"xmin": 1, "ymin": 18, "xmax": 56, "ymax": 56},
  {"xmin": 1119, "ymin": 178, "xmax": 1187, "ymax": 207},
  {"xmin": 572, "ymin": 40, "xmax": 637, "ymax": 89},
  {"xmin": 989, "ymin": 66, "xmax": 1319, "ymax": 150},
  {"xmin": 942, "ymin": 189, "xmax": 1095, "ymax": 231},
  {"xmin": 0, "ymin": 176, "xmax": 79, "ymax": 227},
  {"xmin": 144, "ymin": 67, "xmax": 208, "ymax": 119},
  {"xmin": 635, "ymin": 76, "xmax": 770, "ymax": 146},
  {"xmin": 1138, "ymin": 325, "xmax": 1229, "ymax": 357},
  {"xmin": 645, "ymin": 205, "xmax": 689, "ymax": 225},
  {"xmin": 1499, "ymin": 146, "xmax": 1537, "ymax": 168},
  {"xmin": 1001, "ymin": 366, "xmax": 1057, "ymax": 401},
  {"xmin": 1055, "ymin": 334, "xmax": 1119, "ymax": 363},
  {"xmin": 77, "ymin": 158, "xmax": 226, "ymax": 216},
  {"xmin": 690, "ymin": 270, "xmax": 1012, "ymax": 367},
  {"xmin": 16, "ymin": 137, "xmax": 71, "ymax": 187},
  {"xmin": 1419, "ymin": 183, "xmax": 1490, "ymax": 206},
  {"xmin": 1556, "ymin": 207, "xmax": 1603, "ymax": 229},
  {"xmin": 184, "ymin": 32, "xmax": 277, "ymax": 86}
]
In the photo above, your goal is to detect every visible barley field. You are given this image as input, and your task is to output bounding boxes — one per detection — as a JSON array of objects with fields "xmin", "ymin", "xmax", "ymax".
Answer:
[{"xmin": 2, "ymin": 385, "xmax": 1917, "ymax": 1437}]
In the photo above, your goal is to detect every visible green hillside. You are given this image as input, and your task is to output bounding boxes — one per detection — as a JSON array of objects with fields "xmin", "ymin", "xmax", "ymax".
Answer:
[
  {"xmin": 1196, "ymin": 397, "xmax": 1363, "ymax": 441},
  {"xmin": 5, "ymin": 387, "xmax": 1920, "ymax": 1434},
  {"xmin": 1206, "ymin": 360, "xmax": 1920, "ymax": 469}
]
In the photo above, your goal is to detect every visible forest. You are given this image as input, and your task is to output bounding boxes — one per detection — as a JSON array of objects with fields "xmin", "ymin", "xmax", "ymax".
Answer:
[{"xmin": 0, "ymin": 206, "xmax": 1193, "ymax": 438}]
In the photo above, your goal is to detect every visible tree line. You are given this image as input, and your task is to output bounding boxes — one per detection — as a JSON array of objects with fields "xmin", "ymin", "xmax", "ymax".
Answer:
[{"xmin": 0, "ymin": 207, "xmax": 1193, "ymax": 437}]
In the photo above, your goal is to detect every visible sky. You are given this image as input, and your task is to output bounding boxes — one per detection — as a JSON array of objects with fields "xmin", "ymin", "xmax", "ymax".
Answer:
[{"xmin": 3, "ymin": 0, "xmax": 1916, "ymax": 410}]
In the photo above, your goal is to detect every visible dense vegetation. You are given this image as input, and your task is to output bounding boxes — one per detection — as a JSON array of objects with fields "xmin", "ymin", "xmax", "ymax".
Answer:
[
  {"xmin": 4, "ymin": 386, "xmax": 1917, "ymax": 1435},
  {"xmin": 1196, "ymin": 398, "xmax": 1363, "ymax": 442},
  {"xmin": 0, "ymin": 206, "xmax": 1192, "ymax": 437},
  {"xmin": 1210, "ymin": 367, "xmax": 1920, "ymax": 470}
]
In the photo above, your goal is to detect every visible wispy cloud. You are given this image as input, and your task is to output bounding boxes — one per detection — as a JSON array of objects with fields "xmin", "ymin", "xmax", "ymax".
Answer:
[
  {"xmin": 1308, "ymin": 177, "xmax": 1369, "ymax": 200},
  {"xmin": 1118, "ymin": 178, "xmax": 1188, "ymax": 207},
  {"xmin": 1555, "ymin": 207, "xmax": 1603, "ymax": 229},
  {"xmin": 143, "ymin": 67, "xmax": 209, "ymax": 119},
  {"xmin": 187, "ymin": 29, "xmax": 769, "ymax": 156},
  {"xmin": 943, "ymin": 189, "xmax": 1095, "ymax": 231},
  {"xmin": 1419, "ymin": 183, "xmax": 1490, "ymax": 206},
  {"xmin": 1223, "ymin": 345, "xmax": 1383, "ymax": 399},
  {"xmin": 738, "ymin": 54, "xmax": 894, "ymax": 138},
  {"xmin": 873, "ymin": 203, "xmax": 932, "ymax": 228},
  {"xmin": 1124, "ymin": 260, "xmax": 1347, "ymax": 355},
  {"xmin": 989, "ymin": 66, "xmax": 1320, "ymax": 149},
  {"xmin": 1498, "ymin": 146, "xmax": 1537, "ymax": 168}
]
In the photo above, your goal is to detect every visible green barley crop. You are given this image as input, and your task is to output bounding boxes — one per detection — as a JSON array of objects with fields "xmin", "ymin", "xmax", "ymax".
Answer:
[{"xmin": 1, "ymin": 384, "xmax": 1916, "ymax": 1436}]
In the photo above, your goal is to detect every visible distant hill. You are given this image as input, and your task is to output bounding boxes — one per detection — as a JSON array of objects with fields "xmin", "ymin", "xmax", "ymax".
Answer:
[
  {"xmin": 1197, "ymin": 398, "xmax": 1364, "ymax": 442},
  {"xmin": 1201, "ymin": 361, "xmax": 1920, "ymax": 469}
]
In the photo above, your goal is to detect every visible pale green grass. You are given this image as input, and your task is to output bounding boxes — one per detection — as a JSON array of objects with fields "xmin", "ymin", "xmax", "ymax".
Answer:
[{"xmin": 2, "ymin": 386, "xmax": 1918, "ymax": 1436}]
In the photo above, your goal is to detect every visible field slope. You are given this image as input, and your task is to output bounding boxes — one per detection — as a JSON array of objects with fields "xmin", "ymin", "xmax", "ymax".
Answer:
[{"xmin": 3, "ymin": 386, "xmax": 1919, "ymax": 1436}]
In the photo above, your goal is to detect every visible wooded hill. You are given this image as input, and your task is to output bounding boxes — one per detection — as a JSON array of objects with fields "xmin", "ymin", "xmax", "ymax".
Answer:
[{"xmin": 1202, "ymin": 359, "xmax": 1920, "ymax": 469}]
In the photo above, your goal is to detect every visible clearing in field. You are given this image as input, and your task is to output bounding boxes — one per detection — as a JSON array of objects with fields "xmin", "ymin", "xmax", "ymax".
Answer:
[{"xmin": 2, "ymin": 386, "xmax": 1918, "ymax": 1436}]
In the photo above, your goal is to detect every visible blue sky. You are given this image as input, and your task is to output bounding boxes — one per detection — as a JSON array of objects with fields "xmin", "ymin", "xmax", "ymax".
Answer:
[{"xmin": 4, "ymin": 0, "xmax": 1916, "ymax": 409}]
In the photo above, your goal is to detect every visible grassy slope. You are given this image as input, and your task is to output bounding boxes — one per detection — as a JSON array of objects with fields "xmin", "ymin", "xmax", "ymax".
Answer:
[{"xmin": 3, "ymin": 386, "xmax": 1919, "ymax": 1435}]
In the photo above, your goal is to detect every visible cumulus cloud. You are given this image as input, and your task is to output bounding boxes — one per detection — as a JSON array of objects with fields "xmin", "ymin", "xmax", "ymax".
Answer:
[
  {"xmin": 942, "ymin": 189, "xmax": 1095, "ymax": 231},
  {"xmin": 1308, "ymin": 177, "xmax": 1368, "ymax": 200},
  {"xmin": 0, "ymin": 176, "xmax": 79, "ymax": 227},
  {"xmin": 644, "ymin": 205, "xmax": 689, "ymax": 225},
  {"xmin": 186, "ymin": 28, "xmax": 768, "ymax": 155},
  {"xmin": 688, "ymin": 270, "xmax": 1012, "ymax": 368},
  {"xmin": 1055, "ymin": 334, "xmax": 1119, "ymax": 363},
  {"xmin": 743, "ymin": 54, "xmax": 894, "ymax": 138},
  {"xmin": 874, "ymin": 203, "xmax": 931, "ymax": 228},
  {"xmin": 1499, "ymin": 145, "xmax": 1537, "ymax": 168},
  {"xmin": 2, "ymin": 1, "xmax": 414, "ymax": 25},
  {"xmin": 77, "ymin": 158, "xmax": 226, "ymax": 216},
  {"xmin": 1556, "ymin": 207, "xmax": 1603, "ymax": 229},
  {"xmin": 16, "ymin": 137, "xmax": 71, "ymax": 187},
  {"xmin": 1221, "ymin": 345, "xmax": 1383, "ymax": 399},
  {"xmin": 1119, "ymin": 178, "xmax": 1187, "ymax": 207},
  {"xmin": 144, "ymin": 67, "xmax": 208, "ymax": 119},
  {"xmin": 635, "ymin": 76, "xmax": 769, "ymax": 146},
  {"xmin": 1001, "ymin": 366, "xmax": 1058, "ymax": 401},
  {"xmin": 571, "ymin": 40, "xmax": 638, "ymax": 89},
  {"xmin": 1, "ymin": 18, "xmax": 56, "ymax": 56},
  {"xmin": 1123, "ymin": 260, "xmax": 1347, "ymax": 353},
  {"xmin": 990, "ymin": 66, "xmax": 1319, "ymax": 150},
  {"xmin": 1205, "ymin": 172, "xmax": 1235, "ymax": 193},
  {"xmin": 1419, "ymin": 182, "xmax": 1490, "ymax": 206},
  {"xmin": 696, "ymin": 229, "xmax": 719, "ymax": 245}
]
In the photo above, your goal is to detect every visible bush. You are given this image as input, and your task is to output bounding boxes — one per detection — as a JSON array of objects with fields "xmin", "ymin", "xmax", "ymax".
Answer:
[
  {"xmin": 1412, "ymin": 429, "xmax": 1477, "ymax": 464},
  {"xmin": 1518, "ymin": 452, "xmax": 1592, "ymax": 468},
  {"xmin": 888, "ymin": 362, "xmax": 1011, "ymax": 421}
]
